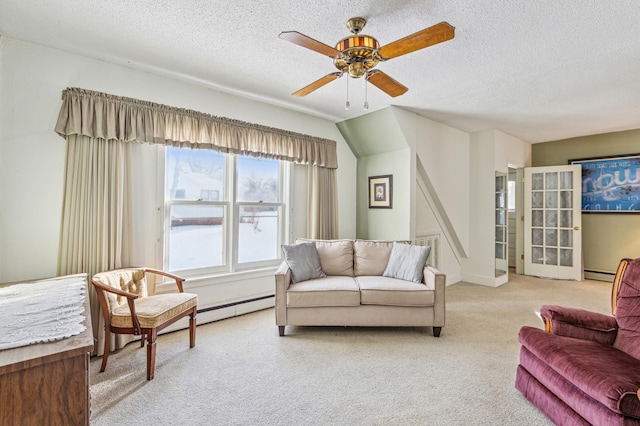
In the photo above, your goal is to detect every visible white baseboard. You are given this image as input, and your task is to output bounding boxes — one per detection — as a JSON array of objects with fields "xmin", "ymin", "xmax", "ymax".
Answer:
[
  {"xmin": 459, "ymin": 272, "xmax": 506, "ymax": 287},
  {"xmin": 161, "ymin": 296, "xmax": 275, "ymax": 335}
]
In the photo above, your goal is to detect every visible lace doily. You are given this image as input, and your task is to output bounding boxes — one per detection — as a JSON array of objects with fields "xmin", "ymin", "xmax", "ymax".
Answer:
[{"xmin": 0, "ymin": 274, "xmax": 87, "ymax": 351}]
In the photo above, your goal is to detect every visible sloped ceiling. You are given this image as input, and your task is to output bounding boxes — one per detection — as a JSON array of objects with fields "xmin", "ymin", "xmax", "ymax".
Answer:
[
  {"xmin": 337, "ymin": 108, "xmax": 407, "ymax": 157},
  {"xmin": 1, "ymin": 1, "xmax": 640, "ymax": 143}
]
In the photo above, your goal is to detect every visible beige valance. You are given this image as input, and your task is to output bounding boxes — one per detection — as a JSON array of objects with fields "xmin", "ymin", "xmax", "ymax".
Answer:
[{"xmin": 55, "ymin": 87, "xmax": 338, "ymax": 168}]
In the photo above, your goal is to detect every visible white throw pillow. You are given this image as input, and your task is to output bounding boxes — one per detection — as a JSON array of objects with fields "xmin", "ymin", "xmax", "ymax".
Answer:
[
  {"xmin": 383, "ymin": 242, "xmax": 431, "ymax": 283},
  {"xmin": 281, "ymin": 242, "xmax": 326, "ymax": 283}
]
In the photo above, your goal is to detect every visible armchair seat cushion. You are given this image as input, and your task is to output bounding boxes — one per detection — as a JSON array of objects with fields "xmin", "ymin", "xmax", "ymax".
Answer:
[
  {"xmin": 519, "ymin": 326, "xmax": 640, "ymax": 419},
  {"xmin": 111, "ymin": 293, "xmax": 198, "ymax": 329},
  {"xmin": 357, "ymin": 276, "xmax": 434, "ymax": 307},
  {"xmin": 287, "ymin": 276, "xmax": 360, "ymax": 307}
]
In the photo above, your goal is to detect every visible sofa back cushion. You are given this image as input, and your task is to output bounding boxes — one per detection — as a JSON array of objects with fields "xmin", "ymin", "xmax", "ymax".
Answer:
[
  {"xmin": 613, "ymin": 257, "xmax": 640, "ymax": 360},
  {"xmin": 296, "ymin": 238, "xmax": 354, "ymax": 276},
  {"xmin": 354, "ymin": 240, "xmax": 409, "ymax": 276}
]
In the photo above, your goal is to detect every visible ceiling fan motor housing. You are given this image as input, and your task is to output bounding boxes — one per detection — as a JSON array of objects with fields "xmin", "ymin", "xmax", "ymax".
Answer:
[{"xmin": 334, "ymin": 34, "xmax": 380, "ymax": 78}]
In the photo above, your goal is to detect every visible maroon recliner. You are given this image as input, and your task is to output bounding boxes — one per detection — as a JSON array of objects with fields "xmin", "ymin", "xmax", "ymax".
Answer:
[{"xmin": 516, "ymin": 258, "xmax": 640, "ymax": 425}]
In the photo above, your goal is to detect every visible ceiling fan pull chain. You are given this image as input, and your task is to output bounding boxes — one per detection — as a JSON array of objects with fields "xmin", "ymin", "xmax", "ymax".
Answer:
[
  {"xmin": 364, "ymin": 78, "xmax": 369, "ymax": 110},
  {"xmin": 345, "ymin": 76, "xmax": 350, "ymax": 110}
]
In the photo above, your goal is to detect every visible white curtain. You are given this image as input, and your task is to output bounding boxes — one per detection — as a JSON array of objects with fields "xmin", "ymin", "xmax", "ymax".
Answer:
[
  {"xmin": 57, "ymin": 134, "xmax": 135, "ymax": 354},
  {"xmin": 307, "ymin": 165, "xmax": 338, "ymax": 239}
]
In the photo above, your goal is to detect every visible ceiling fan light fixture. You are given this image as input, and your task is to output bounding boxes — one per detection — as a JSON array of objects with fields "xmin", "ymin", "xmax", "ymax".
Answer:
[{"xmin": 348, "ymin": 62, "xmax": 366, "ymax": 78}]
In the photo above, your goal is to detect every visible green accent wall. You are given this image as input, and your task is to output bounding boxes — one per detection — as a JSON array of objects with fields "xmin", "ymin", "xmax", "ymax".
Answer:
[
  {"xmin": 336, "ymin": 108, "xmax": 412, "ymax": 240},
  {"xmin": 532, "ymin": 129, "xmax": 640, "ymax": 277}
]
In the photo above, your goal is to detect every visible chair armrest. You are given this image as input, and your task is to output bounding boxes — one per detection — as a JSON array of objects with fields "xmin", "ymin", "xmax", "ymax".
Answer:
[
  {"xmin": 540, "ymin": 305, "xmax": 617, "ymax": 345},
  {"xmin": 275, "ymin": 261, "xmax": 291, "ymax": 326},
  {"xmin": 91, "ymin": 279, "xmax": 142, "ymax": 335},
  {"xmin": 91, "ymin": 279, "xmax": 140, "ymax": 300},
  {"xmin": 145, "ymin": 268, "xmax": 187, "ymax": 292},
  {"xmin": 424, "ymin": 266, "xmax": 445, "ymax": 327}
]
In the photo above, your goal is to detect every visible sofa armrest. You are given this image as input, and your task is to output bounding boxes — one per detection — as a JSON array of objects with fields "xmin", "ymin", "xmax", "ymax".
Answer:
[
  {"xmin": 275, "ymin": 261, "xmax": 291, "ymax": 326},
  {"xmin": 424, "ymin": 266, "xmax": 445, "ymax": 327},
  {"xmin": 540, "ymin": 305, "xmax": 617, "ymax": 345}
]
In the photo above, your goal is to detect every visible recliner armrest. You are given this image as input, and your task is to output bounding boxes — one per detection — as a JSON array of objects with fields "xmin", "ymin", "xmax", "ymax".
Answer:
[{"xmin": 540, "ymin": 305, "xmax": 617, "ymax": 345}]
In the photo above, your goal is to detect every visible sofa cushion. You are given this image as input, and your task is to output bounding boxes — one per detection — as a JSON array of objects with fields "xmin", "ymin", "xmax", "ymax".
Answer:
[
  {"xmin": 357, "ymin": 276, "xmax": 434, "ymax": 307},
  {"xmin": 296, "ymin": 238, "xmax": 354, "ymax": 276},
  {"xmin": 281, "ymin": 242, "xmax": 326, "ymax": 283},
  {"xmin": 383, "ymin": 242, "xmax": 431, "ymax": 283},
  {"xmin": 519, "ymin": 326, "xmax": 640, "ymax": 419},
  {"xmin": 354, "ymin": 240, "xmax": 409, "ymax": 276},
  {"xmin": 287, "ymin": 276, "xmax": 360, "ymax": 307}
]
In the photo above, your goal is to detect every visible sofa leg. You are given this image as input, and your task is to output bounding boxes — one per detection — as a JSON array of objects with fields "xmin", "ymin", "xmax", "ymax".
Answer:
[
  {"xmin": 433, "ymin": 327, "xmax": 442, "ymax": 337},
  {"xmin": 278, "ymin": 326, "xmax": 285, "ymax": 336}
]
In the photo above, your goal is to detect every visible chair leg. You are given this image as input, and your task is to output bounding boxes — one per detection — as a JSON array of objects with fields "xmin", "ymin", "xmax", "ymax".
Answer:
[
  {"xmin": 140, "ymin": 332, "xmax": 145, "ymax": 348},
  {"xmin": 189, "ymin": 308, "xmax": 197, "ymax": 348},
  {"xmin": 100, "ymin": 327, "xmax": 111, "ymax": 372},
  {"xmin": 278, "ymin": 326, "xmax": 285, "ymax": 336},
  {"xmin": 433, "ymin": 327, "xmax": 442, "ymax": 337},
  {"xmin": 147, "ymin": 329, "xmax": 158, "ymax": 381}
]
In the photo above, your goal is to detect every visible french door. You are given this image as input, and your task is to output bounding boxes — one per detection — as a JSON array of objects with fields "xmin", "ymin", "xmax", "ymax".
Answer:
[{"xmin": 524, "ymin": 165, "xmax": 582, "ymax": 280}]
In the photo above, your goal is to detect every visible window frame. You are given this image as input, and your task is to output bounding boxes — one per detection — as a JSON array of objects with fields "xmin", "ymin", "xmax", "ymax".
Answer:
[{"xmin": 159, "ymin": 147, "xmax": 289, "ymax": 278}]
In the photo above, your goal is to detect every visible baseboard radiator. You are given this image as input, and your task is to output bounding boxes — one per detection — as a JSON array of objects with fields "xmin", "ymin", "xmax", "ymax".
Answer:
[
  {"xmin": 415, "ymin": 233, "xmax": 440, "ymax": 269},
  {"xmin": 197, "ymin": 294, "xmax": 274, "ymax": 315}
]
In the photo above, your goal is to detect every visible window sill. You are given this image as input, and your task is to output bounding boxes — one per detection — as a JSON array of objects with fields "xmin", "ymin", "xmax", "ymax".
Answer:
[{"xmin": 156, "ymin": 265, "xmax": 281, "ymax": 292}]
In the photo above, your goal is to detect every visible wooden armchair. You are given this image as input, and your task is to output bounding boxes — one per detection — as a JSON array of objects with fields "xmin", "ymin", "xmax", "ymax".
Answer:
[{"xmin": 91, "ymin": 267, "xmax": 197, "ymax": 380}]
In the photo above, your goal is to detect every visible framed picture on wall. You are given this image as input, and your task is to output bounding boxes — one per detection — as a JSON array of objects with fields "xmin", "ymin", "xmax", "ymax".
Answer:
[
  {"xmin": 570, "ymin": 154, "xmax": 640, "ymax": 213},
  {"xmin": 369, "ymin": 174, "xmax": 393, "ymax": 208}
]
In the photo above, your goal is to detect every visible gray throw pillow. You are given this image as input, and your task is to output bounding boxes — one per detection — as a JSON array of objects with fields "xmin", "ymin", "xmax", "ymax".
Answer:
[
  {"xmin": 383, "ymin": 242, "xmax": 431, "ymax": 283},
  {"xmin": 281, "ymin": 242, "xmax": 326, "ymax": 283}
]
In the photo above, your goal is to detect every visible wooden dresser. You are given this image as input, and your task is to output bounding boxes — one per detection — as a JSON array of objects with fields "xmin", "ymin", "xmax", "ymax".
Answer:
[{"xmin": 0, "ymin": 278, "xmax": 94, "ymax": 426}]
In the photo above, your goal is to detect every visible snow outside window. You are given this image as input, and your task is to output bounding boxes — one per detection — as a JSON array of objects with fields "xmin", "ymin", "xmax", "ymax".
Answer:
[{"xmin": 164, "ymin": 146, "xmax": 286, "ymax": 274}]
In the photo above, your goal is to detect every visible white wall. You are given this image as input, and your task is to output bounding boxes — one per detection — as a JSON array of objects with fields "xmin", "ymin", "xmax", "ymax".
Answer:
[
  {"xmin": 494, "ymin": 130, "xmax": 531, "ymax": 172},
  {"xmin": 0, "ymin": 38, "xmax": 357, "ymax": 322},
  {"xmin": 392, "ymin": 107, "xmax": 470, "ymax": 284},
  {"xmin": 461, "ymin": 130, "xmax": 531, "ymax": 286}
]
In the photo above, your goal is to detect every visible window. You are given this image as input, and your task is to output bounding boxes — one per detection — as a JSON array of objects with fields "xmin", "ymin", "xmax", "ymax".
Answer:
[{"xmin": 164, "ymin": 147, "xmax": 287, "ymax": 274}]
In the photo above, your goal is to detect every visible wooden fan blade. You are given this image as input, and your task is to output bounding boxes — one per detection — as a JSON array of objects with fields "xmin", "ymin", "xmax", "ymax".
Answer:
[
  {"xmin": 377, "ymin": 22, "xmax": 455, "ymax": 60},
  {"xmin": 292, "ymin": 72, "xmax": 342, "ymax": 97},
  {"xmin": 366, "ymin": 70, "xmax": 408, "ymax": 97},
  {"xmin": 279, "ymin": 31, "xmax": 343, "ymax": 59}
]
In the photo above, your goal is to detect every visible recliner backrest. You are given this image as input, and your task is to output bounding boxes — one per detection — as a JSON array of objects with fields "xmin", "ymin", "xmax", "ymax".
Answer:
[{"xmin": 612, "ymin": 258, "xmax": 640, "ymax": 360}]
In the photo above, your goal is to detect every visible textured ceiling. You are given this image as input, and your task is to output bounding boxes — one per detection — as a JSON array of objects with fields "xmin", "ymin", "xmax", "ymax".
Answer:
[{"xmin": 1, "ymin": 1, "xmax": 640, "ymax": 143}]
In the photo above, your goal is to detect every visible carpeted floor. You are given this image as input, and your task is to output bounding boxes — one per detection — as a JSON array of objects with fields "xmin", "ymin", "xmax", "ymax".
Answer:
[{"xmin": 89, "ymin": 273, "xmax": 612, "ymax": 425}]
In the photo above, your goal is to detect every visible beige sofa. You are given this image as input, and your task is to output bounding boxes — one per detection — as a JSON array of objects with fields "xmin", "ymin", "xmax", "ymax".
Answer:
[{"xmin": 275, "ymin": 239, "xmax": 446, "ymax": 337}]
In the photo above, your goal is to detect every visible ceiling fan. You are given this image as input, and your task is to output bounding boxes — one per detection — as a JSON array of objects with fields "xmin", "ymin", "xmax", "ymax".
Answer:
[{"xmin": 279, "ymin": 17, "xmax": 455, "ymax": 98}]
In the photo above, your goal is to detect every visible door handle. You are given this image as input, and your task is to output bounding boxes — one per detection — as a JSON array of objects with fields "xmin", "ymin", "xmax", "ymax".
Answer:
[{"xmin": 574, "ymin": 226, "xmax": 581, "ymax": 231}]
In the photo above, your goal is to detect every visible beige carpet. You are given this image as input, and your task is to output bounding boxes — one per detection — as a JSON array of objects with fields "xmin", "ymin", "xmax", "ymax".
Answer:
[{"xmin": 89, "ymin": 273, "xmax": 612, "ymax": 425}]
